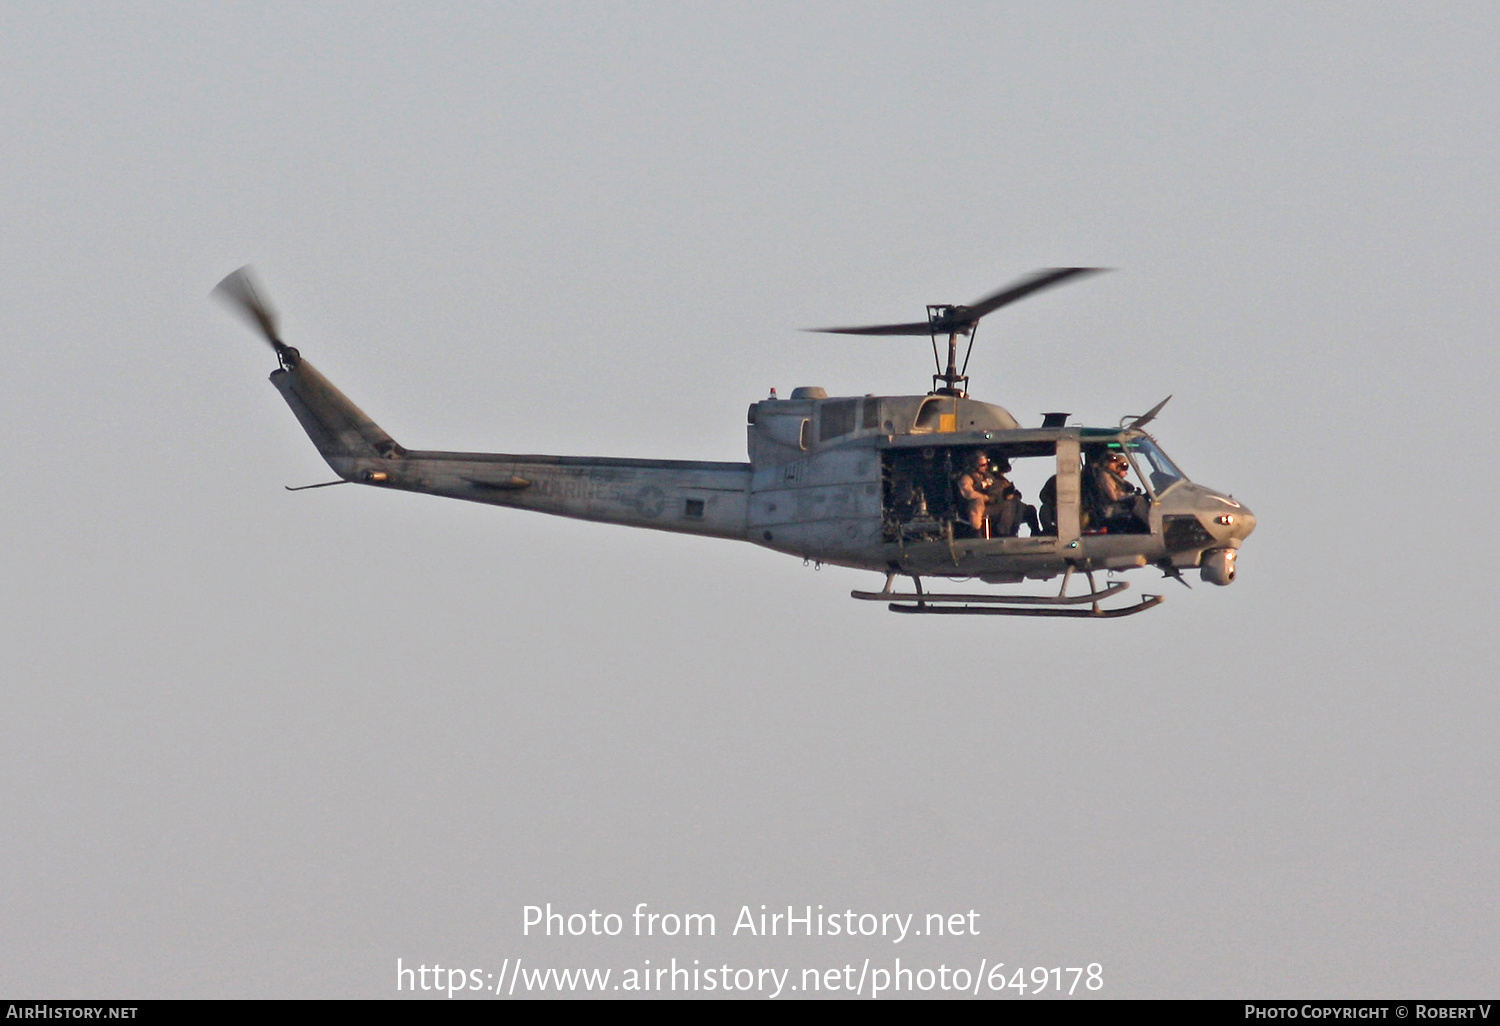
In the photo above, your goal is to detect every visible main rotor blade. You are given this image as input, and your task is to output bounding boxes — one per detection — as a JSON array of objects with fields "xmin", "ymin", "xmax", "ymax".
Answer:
[
  {"xmin": 805, "ymin": 266, "xmax": 1107, "ymax": 336},
  {"xmin": 212, "ymin": 266, "xmax": 282, "ymax": 347},
  {"xmin": 807, "ymin": 319, "xmax": 936, "ymax": 336},
  {"xmin": 961, "ymin": 266, "xmax": 1107, "ymax": 320}
]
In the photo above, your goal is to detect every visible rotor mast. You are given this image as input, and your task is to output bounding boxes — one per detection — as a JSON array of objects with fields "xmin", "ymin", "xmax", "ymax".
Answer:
[{"xmin": 928, "ymin": 304, "xmax": 974, "ymax": 397}]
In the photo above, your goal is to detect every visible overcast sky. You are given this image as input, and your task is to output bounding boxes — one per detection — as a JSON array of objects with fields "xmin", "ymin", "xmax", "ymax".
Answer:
[{"xmin": 2, "ymin": 1, "xmax": 1497, "ymax": 999}]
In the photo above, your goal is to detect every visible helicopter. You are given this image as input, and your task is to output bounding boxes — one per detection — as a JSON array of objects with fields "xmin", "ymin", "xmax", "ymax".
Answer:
[{"xmin": 214, "ymin": 266, "xmax": 1254, "ymax": 617}]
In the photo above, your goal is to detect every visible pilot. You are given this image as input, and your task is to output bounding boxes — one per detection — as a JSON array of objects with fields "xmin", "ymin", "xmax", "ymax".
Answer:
[
  {"xmin": 1084, "ymin": 448, "xmax": 1148, "ymax": 530},
  {"xmin": 983, "ymin": 455, "xmax": 1041, "ymax": 537},
  {"xmin": 956, "ymin": 451, "xmax": 994, "ymax": 535}
]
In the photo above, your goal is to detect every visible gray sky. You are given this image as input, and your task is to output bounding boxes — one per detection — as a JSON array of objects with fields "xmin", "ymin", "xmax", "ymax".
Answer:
[{"xmin": 2, "ymin": 1, "xmax": 1497, "ymax": 999}]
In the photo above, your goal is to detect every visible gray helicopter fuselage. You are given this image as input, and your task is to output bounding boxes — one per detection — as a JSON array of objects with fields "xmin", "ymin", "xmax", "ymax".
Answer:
[
  {"xmin": 742, "ymin": 389, "xmax": 1254, "ymax": 581},
  {"xmin": 272, "ymin": 361, "xmax": 1254, "ymax": 584}
]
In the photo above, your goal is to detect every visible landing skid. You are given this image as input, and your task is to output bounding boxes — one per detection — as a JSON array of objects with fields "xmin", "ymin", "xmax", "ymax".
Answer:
[
  {"xmin": 886, "ymin": 596, "xmax": 1163, "ymax": 617},
  {"xmin": 851, "ymin": 569, "xmax": 1164, "ymax": 618}
]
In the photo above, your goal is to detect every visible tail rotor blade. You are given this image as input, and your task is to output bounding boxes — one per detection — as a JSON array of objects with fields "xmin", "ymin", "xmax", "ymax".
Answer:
[{"xmin": 212, "ymin": 266, "xmax": 282, "ymax": 348}]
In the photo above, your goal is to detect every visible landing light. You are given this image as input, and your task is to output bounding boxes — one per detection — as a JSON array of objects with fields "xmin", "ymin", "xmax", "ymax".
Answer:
[{"xmin": 1215, "ymin": 514, "xmax": 1235, "ymax": 526}]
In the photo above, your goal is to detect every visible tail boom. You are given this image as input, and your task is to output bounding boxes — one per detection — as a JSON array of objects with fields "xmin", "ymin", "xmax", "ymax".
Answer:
[
  {"xmin": 377, "ymin": 451, "xmax": 750, "ymax": 540},
  {"xmin": 270, "ymin": 362, "xmax": 749, "ymax": 540}
]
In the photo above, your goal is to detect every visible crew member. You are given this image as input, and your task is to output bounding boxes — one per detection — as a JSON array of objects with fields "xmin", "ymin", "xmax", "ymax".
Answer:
[
  {"xmin": 956, "ymin": 451, "xmax": 994, "ymax": 535},
  {"xmin": 1084, "ymin": 448, "xmax": 1148, "ymax": 530},
  {"xmin": 984, "ymin": 456, "xmax": 1040, "ymax": 537}
]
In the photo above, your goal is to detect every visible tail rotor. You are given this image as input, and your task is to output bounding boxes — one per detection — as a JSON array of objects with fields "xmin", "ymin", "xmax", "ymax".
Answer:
[{"xmin": 212, "ymin": 266, "xmax": 300, "ymax": 370}]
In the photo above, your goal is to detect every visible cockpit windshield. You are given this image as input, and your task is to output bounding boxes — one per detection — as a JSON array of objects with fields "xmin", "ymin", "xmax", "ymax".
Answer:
[{"xmin": 1123, "ymin": 436, "xmax": 1186, "ymax": 494}]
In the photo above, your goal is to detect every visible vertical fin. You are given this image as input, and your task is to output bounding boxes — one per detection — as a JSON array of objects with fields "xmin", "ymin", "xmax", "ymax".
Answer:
[{"xmin": 270, "ymin": 360, "xmax": 403, "ymax": 470}]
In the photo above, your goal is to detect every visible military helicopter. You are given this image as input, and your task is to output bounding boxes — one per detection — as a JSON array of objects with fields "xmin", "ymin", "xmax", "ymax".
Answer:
[{"xmin": 214, "ymin": 266, "xmax": 1254, "ymax": 617}]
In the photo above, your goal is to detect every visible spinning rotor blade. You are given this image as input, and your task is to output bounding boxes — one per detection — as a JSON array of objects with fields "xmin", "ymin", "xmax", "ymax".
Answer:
[
  {"xmin": 808, "ymin": 266, "xmax": 1107, "ymax": 336},
  {"xmin": 811, "ymin": 319, "xmax": 935, "ymax": 337},
  {"xmin": 212, "ymin": 266, "xmax": 282, "ymax": 348},
  {"xmin": 961, "ymin": 267, "xmax": 1106, "ymax": 321}
]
